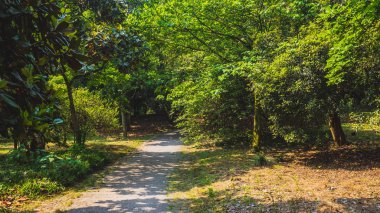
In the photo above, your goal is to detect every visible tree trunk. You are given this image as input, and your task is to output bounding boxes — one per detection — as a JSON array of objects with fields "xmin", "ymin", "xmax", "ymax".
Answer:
[
  {"xmin": 121, "ymin": 110, "xmax": 128, "ymax": 138},
  {"xmin": 63, "ymin": 132, "xmax": 67, "ymax": 145},
  {"xmin": 13, "ymin": 140, "xmax": 18, "ymax": 149},
  {"xmin": 61, "ymin": 64, "xmax": 82, "ymax": 144},
  {"xmin": 66, "ymin": 84, "xmax": 82, "ymax": 144},
  {"xmin": 252, "ymin": 92, "xmax": 263, "ymax": 151},
  {"xmin": 328, "ymin": 112, "xmax": 347, "ymax": 146}
]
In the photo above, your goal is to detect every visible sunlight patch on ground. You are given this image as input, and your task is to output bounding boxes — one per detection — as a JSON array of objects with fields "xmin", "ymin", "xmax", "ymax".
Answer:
[{"xmin": 168, "ymin": 137, "xmax": 380, "ymax": 212}]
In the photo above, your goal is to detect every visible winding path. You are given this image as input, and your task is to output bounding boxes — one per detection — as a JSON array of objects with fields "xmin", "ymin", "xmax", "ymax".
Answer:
[{"xmin": 66, "ymin": 131, "xmax": 183, "ymax": 213}]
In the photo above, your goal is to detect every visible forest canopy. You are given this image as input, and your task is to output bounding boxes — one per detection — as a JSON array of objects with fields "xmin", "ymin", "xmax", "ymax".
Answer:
[{"xmin": 0, "ymin": 0, "xmax": 379, "ymax": 151}]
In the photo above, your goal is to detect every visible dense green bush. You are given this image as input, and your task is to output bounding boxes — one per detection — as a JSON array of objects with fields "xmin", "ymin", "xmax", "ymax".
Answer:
[
  {"xmin": 73, "ymin": 88, "xmax": 119, "ymax": 136},
  {"xmin": 0, "ymin": 143, "xmax": 115, "ymax": 200},
  {"xmin": 371, "ymin": 111, "xmax": 380, "ymax": 127},
  {"xmin": 38, "ymin": 154, "xmax": 90, "ymax": 186},
  {"xmin": 65, "ymin": 144, "xmax": 112, "ymax": 171},
  {"xmin": 349, "ymin": 111, "xmax": 380, "ymax": 127},
  {"xmin": 169, "ymin": 65, "xmax": 253, "ymax": 148},
  {"xmin": 6, "ymin": 145, "xmax": 48, "ymax": 164},
  {"xmin": 49, "ymin": 77, "xmax": 119, "ymax": 142},
  {"xmin": 6, "ymin": 146, "xmax": 29, "ymax": 164}
]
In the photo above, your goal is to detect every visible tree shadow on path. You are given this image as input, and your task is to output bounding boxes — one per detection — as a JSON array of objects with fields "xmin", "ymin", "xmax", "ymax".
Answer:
[{"xmin": 66, "ymin": 132, "xmax": 182, "ymax": 213}]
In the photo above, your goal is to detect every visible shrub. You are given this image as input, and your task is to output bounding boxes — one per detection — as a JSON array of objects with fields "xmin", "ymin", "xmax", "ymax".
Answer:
[
  {"xmin": 66, "ymin": 144, "xmax": 112, "ymax": 171},
  {"xmin": 169, "ymin": 65, "xmax": 253, "ymax": 148},
  {"xmin": 38, "ymin": 154, "xmax": 89, "ymax": 186},
  {"xmin": 0, "ymin": 183, "xmax": 9, "ymax": 198},
  {"xmin": 6, "ymin": 145, "xmax": 29, "ymax": 164},
  {"xmin": 252, "ymin": 154, "xmax": 268, "ymax": 166},
  {"xmin": 49, "ymin": 77, "xmax": 119, "ymax": 142},
  {"xmin": 19, "ymin": 178, "xmax": 64, "ymax": 198},
  {"xmin": 370, "ymin": 111, "xmax": 380, "ymax": 126},
  {"xmin": 68, "ymin": 88, "xmax": 119, "ymax": 137},
  {"xmin": 349, "ymin": 111, "xmax": 380, "ymax": 132}
]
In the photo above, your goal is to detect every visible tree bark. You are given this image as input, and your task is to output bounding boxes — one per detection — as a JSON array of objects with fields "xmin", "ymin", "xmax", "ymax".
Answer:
[
  {"xmin": 66, "ymin": 83, "xmax": 82, "ymax": 144},
  {"xmin": 328, "ymin": 112, "xmax": 347, "ymax": 146},
  {"xmin": 121, "ymin": 110, "xmax": 128, "ymax": 138}
]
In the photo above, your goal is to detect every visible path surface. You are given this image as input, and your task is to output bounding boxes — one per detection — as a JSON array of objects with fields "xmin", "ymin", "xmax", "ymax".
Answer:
[{"xmin": 66, "ymin": 132, "xmax": 183, "ymax": 213}]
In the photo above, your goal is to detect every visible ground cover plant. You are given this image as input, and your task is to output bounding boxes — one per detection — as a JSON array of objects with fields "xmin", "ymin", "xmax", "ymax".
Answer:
[{"xmin": 0, "ymin": 135, "xmax": 146, "ymax": 210}]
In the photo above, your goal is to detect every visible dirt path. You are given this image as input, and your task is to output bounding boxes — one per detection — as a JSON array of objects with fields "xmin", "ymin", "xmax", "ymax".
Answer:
[{"xmin": 64, "ymin": 131, "xmax": 183, "ymax": 213}]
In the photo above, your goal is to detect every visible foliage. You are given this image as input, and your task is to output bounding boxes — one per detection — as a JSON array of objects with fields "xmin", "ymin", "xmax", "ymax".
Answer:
[
  {"xmin": 6, "ymin": 146, "xmax": 30, "ymax": 164},
  {"xmin": 0, "ymin": 0, "xmax": 147, "ymax": 147},
  {"xmin": 0, "ymin": 136, "xmax": 138, "ymax": 200},
  {"xmin": 169, "ymin": 65, "xmax": 253, "ymax": 147},
  {"xmin": 19, "ymin": 178, "xmax": 64, "ymax": 199},
  {"xmin": 72, "ymin": 88, "xmax": 119, "ymax": 136},
  {"xmin": 251, "ymin": 1, "xmax": 380, "ymax": 146},
  {"xmin": 137, "ymin": 0, "xmax": 380, "ymax": 148},
  {"xmin": 0, "ymin": 0, "xmax": 98, "ymax": 148},
  {"xmin": 349, "ymin": 111, "xmax": 380, "ymax": 133},
  {"xmin": 50, "ymin": 77, "xmax": 119, "ymax": 140},
  {"xmin": 37, "ymin": 153, "xmax": 89, "ymax": 186},
  {"xmin": 64, "ymin": 144, "xmax": 112, "ymax": 171}
]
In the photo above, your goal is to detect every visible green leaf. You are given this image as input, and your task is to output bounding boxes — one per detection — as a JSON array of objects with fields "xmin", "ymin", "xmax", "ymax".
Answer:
[
  {"xmin": 70, "ymin": 51, "xmax": 89, "ymax": 62},
  {"xmin": 21, "ymin": 110, "xmax": 32, "ymax": 126},
  {"xmin": 0, "ymin": 79, "xmax": 7, "ymax": 89},
  {"xmin": 53, "ymin": 118, "xmax": 64, "ymax": 125},
  {"xmin": 38, "ymin": 57, "xmax": 48, "ymax": 66},
  {"xmin": 21, "ymin": 65, "xmax": 33, "ymax": 79},
  {"xmin": 56, "ymin": 21, "xmax": 69, "ymax": 32},
  {"xmin": 64, "ymin": 55, "xmax": 83, "ymax": 71},
  {"xmin": 36, "ymin": 123, "xmax": 49, "ymax": 131},
  {"xmin": 0, "ymin": 93, "xmax": 19, "ymax": 108}
]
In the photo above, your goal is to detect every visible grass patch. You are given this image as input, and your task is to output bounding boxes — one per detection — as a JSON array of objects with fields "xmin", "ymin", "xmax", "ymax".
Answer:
[
  {"xmin": 168, "ymin": 147, "xmax": 273, "ymax": 212},
  {"xmin": 0, "ymin": 143, "xmax": 12, "ymax": 156},
  {"xmin": 343, "ymin": 123, "xmax": 380, "ymax": 145}
]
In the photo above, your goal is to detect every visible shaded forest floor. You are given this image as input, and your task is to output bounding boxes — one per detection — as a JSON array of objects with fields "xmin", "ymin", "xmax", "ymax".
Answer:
[{"xmin": 168, "ymin": 124, "xmax": 380, "ymax": 212}]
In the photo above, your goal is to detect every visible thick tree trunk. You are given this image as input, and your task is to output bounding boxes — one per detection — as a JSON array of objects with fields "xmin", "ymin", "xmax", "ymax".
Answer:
[{"xmin": 328, "ymin": 112, "xmax": 347, "ymax": 146}]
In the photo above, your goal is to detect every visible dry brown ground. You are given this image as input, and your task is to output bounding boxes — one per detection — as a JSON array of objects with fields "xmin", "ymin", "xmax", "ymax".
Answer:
[{"xmin": 169, "ymin": 145, "xmax": 380, "ymax": 212}]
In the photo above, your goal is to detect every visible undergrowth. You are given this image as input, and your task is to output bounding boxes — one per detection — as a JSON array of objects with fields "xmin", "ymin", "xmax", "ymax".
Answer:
[{"xmin": 0, "ymin": 135, "xmax": 148, "ymax": 208}]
